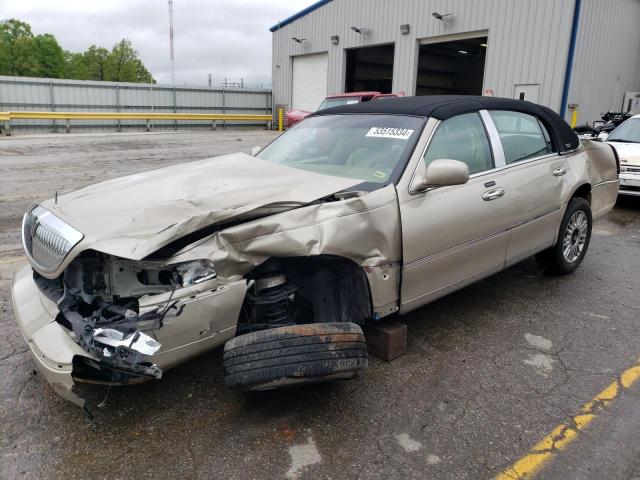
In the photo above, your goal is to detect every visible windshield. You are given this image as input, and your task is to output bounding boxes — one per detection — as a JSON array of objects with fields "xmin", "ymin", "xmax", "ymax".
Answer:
[
  {"xmin": 317, "ymin": 97, "xmax": 362, "ymax": 111},
  {"xmin": 607, "ymin": 118, "xmax": 640, "ymax": 143},
  {"xmin": 257, "ymin": 114, "xmax": 425, "ymax": 190}
]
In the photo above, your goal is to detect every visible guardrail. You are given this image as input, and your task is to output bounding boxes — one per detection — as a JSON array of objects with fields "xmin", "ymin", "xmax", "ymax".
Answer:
[{"xmin": 0, "ymin": 110, "xmax": 279, "ymax": 135}]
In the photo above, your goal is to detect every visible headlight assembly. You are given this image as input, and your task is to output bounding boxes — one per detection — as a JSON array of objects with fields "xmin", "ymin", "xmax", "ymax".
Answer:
[{"xmin": 174, "ymin": 259, "xmax": 217, "ymax": 287}]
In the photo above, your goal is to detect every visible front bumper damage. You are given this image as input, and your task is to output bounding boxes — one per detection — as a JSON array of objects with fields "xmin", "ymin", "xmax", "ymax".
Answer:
[{"xmin": 12, "ymin": 264, "xmax": 246, "ymax": 408}]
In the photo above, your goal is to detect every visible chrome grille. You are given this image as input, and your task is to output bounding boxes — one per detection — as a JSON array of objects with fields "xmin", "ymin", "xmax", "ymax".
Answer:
[
  {"xmin": 621, "ymin": 165, "xmax": 640, "ymax": 174},
  {"xmin": 22, "ymin": 206, "xmax": 83, "ymax": 274}
]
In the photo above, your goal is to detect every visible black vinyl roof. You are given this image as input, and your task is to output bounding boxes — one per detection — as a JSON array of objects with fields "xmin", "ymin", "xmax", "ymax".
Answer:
[{"xmin": 312, "ymin": 95, "xmax": 579, "ymax": 153}]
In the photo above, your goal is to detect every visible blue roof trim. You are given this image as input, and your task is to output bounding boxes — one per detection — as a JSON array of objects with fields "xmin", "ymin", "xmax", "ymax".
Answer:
[{"xmin": 269, "ymin": 0, "xmax": 333, "ymax": 32}]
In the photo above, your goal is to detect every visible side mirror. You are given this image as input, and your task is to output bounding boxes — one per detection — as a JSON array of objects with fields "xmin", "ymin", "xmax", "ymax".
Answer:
[
  {"xmin": 250, "ymin": 146, "xmax": 262, "ymax": 156},
  {"xmin": 412, "ymin": 159, "xmax": 470, "ymax": 193}
]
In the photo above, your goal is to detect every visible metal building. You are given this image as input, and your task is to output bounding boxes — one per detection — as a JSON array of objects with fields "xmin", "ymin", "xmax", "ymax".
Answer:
[{"xmin": 271, "ymin": 0, "xmax": 640, "ymax": 125}]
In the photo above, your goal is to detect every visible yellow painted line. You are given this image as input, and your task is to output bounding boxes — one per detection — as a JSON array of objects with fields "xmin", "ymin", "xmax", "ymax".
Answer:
[
  {"xmin": 496, "ymin": 359, "xmax": 640, "ymax": 479},
  {"xmin": 0, "ymin": 256, "xmax": 25, "ymax": 265}
]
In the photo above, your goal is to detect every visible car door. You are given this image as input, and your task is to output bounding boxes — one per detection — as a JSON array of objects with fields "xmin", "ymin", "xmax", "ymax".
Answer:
[
  {"xmin": 485, "ymin": 110, "xmax": 568, "ymax": 265},
  {"xmin": 399, "ymin": 112, "xmax": 512, "ymax": 313}
]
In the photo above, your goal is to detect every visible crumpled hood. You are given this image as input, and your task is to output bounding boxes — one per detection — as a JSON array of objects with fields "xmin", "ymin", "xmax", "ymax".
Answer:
[
  {"xmin": 40, "ymin": 152, "xmax": 360, "ymax": 263},
  {"xmin": 607, "ymin": 141, "xmax": 640, "ymax": 165}
]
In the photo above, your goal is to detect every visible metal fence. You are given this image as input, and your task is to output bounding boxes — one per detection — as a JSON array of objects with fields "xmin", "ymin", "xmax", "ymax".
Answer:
[{"xmin": 0, "ymin": 75, "xmax": 273, "ymax": 132}]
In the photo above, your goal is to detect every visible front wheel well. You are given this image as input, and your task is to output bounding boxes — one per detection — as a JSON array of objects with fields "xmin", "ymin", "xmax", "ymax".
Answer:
[{"xmin": 241, "ymin": 256, "xmax": 372, "ymax": 329}]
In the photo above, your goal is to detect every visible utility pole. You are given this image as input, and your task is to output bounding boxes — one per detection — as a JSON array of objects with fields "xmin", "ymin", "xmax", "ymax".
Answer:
[
  {"xmin": 168, "ymin": 0, "xmax": 175, "ymax": 85},
  {"xmin": 208, "ymin": 73, "xmax": 212, "ymax": 87}
]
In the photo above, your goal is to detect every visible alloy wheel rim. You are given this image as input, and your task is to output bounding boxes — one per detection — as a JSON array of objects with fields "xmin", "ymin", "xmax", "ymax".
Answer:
[{"xmin": 562, "ymin": 210, "xmax": 588, "ymax": 263}]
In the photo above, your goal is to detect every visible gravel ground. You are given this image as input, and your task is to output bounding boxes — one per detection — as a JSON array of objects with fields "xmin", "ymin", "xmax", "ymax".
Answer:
[{"xmin": 1, "ymin": 131, "xmax": 639, "ymax": 480}]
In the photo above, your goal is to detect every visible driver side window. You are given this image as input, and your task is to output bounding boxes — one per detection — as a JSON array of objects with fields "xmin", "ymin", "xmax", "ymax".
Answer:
[{"xmin": 423, "ymin": 113, "xmax": 494, "ymax": 175}]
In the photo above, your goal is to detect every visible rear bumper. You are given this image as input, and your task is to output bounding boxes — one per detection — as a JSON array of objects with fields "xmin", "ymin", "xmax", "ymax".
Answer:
[
  {"xmin": 619, "ymin": 172, "xmax": 640, "ymax": 196},
  {"xmin": 11, "ymin": 265, "xmax": 90, "ymax": 407}
]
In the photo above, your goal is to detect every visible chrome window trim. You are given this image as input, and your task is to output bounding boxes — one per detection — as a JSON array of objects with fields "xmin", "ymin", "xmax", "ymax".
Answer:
[
  {"xmin": 560, "ymin": 147, "xmax": 581, "ymax": 156},
  {"xmin": 468, "ymin": 152, "xmax": 560, "ymax": 179},
  {"xmin": 479, "ymin": 110, "xmax": 506, "ymax": 167}
]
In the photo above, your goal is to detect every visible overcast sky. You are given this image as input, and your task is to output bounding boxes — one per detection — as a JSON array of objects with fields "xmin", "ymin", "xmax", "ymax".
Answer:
[{"xmin": 0, "ymin": 0, "xmax": 309, "ymax": 88}]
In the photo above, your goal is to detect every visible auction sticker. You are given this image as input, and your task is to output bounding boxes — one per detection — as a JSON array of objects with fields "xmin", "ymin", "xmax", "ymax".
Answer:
[{"xmin": 366, "ymin": 127, "xmax": 414, "ymax": 139}]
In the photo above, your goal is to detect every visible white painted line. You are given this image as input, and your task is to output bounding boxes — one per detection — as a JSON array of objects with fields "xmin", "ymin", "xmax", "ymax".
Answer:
[
  {"xmin": 395, "ymin": 433, "xmax": 423, "ymax": 453},
  {"xmin": 524, "ymin": 353, "xmax": 556, "ymax": 376},
  {"xmin": 524, "ymin": 333, "xmax": 553, "ymax": 351},
  {"xmin": 286, "ymin": 435, "xmax": 322, "ymax": 479}
]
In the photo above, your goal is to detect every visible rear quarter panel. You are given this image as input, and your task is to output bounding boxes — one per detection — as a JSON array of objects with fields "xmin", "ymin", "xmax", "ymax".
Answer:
[{"xmin": 581, "ymin": 140, "xmax": 620, "ymax": 219}]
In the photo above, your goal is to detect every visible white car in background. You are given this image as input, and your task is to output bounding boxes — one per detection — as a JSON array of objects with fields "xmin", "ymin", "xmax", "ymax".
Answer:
[{"xmin": 606, "ymin": 114, "xmax": 640, "ymax": 196}]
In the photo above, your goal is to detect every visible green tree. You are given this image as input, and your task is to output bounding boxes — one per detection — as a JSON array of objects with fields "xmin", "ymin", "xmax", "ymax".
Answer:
[
  {"xmin": 134, "ymin": 59, "xmax": 154, "ymax": 83},
  {"xmin": 0, "ymin": 19, "xmax": 155, "ymax": 83},
  {"xmin": 82, "ymin": 45, "xmax": 109, "ymax": 80},
  {"xmin": 0, "ymin": 19, "xmax": 37, "ymax": 76},
  {"xmin": 33, "ymin": 34, "xmax": 65, "ymax": 78},
  {"xmin": 105, "ymin": 39, "xmax": 138, "ymax": 82},
  {"xmin": 63, "ymin": 51, "xmax": 89, "ymax": 79}
]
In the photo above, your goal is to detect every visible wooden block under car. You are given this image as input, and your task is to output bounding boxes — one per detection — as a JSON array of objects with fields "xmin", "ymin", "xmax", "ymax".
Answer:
[{"xmin": 363, "ymin": 321, "xmax": 407, "ymax": 362}]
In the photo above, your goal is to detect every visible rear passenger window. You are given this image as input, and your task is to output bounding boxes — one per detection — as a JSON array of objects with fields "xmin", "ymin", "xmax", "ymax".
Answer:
[
  {"xmin": 489, "ymin": 111, "xmax": 555, "ymax": 164},
  {"xmin": 423, "ymin": 113, "xmax": 494, "ymax": 175}
]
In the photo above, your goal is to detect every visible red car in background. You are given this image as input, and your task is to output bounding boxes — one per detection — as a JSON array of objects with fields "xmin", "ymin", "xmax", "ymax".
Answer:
[{"xmin": 286, "ymin": 91, "xmax": 402, "ymax": 127}]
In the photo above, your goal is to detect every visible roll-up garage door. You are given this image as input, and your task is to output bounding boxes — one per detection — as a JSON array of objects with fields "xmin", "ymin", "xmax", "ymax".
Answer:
[{"xmin": 291, "ymin": 52, "xmax": 328, "ymax": 112}]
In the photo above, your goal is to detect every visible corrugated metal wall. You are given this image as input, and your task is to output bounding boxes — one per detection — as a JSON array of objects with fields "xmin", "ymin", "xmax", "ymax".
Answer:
[
  {"xmin": 273, "ymin": 0, "xmax": 640, "ymax": 124},
  {"xmin": 567, "ymin": 0, "xmax": 640, "ymax": 124},
  {"xmin": 0, "ymin": 76, "xmax": 272, "ymax": 131}
]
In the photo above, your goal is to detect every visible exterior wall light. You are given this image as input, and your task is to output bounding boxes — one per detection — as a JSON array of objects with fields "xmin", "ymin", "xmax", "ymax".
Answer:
[
  {"xmin": 400, "ymin": 24, "xmax": 410, "ymax": 35},
  {"xmin": 350, "ymin": 26, "xmax": 370, "ymax": 38},
  {"xmin": 331, "ymin": 35, "xmax": 339, "ymax": 45},
  {"xmin": 432, "ymin": 12, "xmax": 453, "ymax": 25}
]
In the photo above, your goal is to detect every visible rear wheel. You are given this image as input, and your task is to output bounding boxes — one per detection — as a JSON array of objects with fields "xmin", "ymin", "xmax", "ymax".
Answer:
[
  {"xmin": 223, "ymin": 322, "xmax": 368, "ymax": 391},
  {"xmin": 536, "ymin": 197, "xmax": 592, "ymax": 275}
]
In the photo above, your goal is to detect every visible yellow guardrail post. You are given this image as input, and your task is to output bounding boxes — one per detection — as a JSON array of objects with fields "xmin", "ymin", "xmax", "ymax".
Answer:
[
  {"xmin": 568, "ymin": 103, "xmax": 579, "ymax": 128},
  {"xmin": 0, "ymin": 112, "xmax": 11, "ymax": 136},
  {"xmin": 278, "ymin": 108, "xmax": 283, "ymax": 132}
]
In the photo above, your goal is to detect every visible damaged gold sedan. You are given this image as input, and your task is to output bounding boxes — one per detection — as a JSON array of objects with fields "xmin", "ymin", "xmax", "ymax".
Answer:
[{"xmin": 12, "ymin": 96, "xmax": 620, "ymax": 408}]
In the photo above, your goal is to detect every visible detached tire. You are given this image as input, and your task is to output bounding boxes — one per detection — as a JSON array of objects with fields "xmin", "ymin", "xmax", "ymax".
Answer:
[
  {"xmin": 223, "ymin": 322, "xmax": 368, "ymax": 391},
  {"xmin": 535, "ymin": 197, "xmax": 592, "ymax": 275}
]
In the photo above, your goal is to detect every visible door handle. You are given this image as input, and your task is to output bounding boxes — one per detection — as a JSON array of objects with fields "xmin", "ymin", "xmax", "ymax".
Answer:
[
  {"xmin": 553, "ymin": 167, "xmax": 567, "ymax": 177},
  {"xmin": 482, "ymin": 188, "xmax": 505, "ymax": 201}
]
